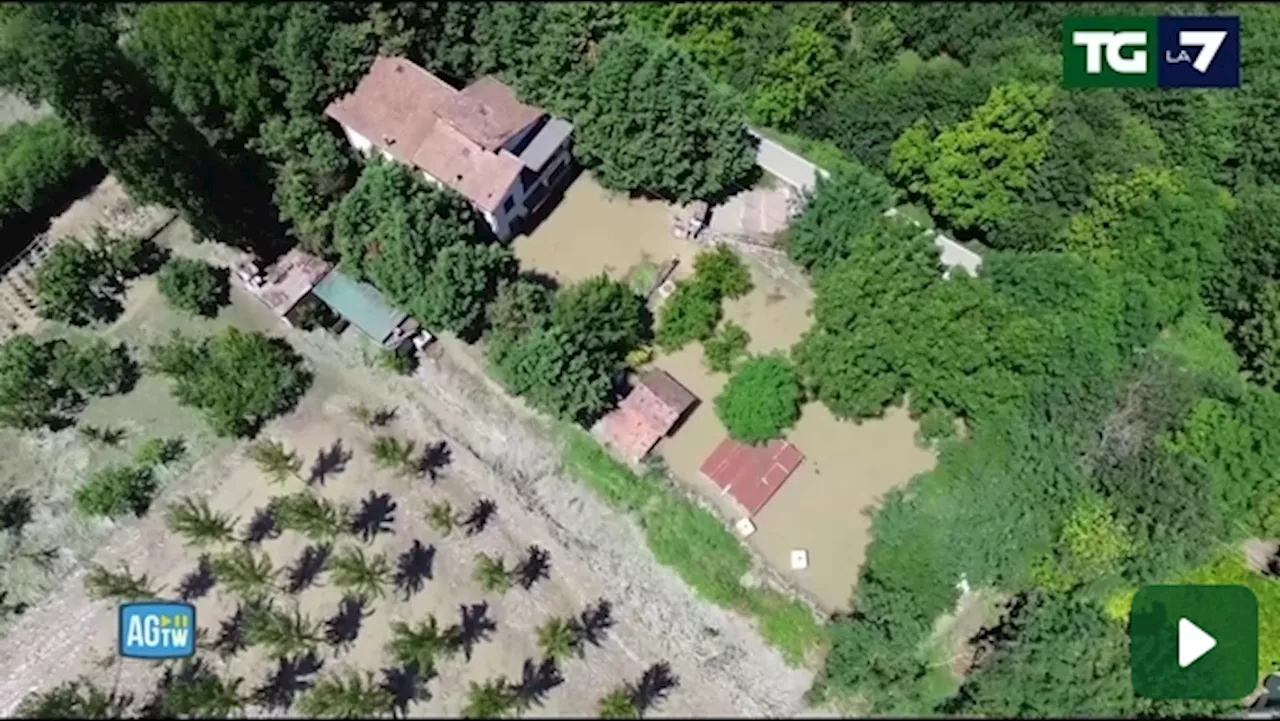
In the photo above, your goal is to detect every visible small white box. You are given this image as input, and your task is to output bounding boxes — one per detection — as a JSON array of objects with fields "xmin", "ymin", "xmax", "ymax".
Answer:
[
  {"xmin": 734, "ymin": 517, "xmax": 756, "ymax": 538},
  {"xmin": 790, "ymin": 549, "xmax": 809, "ymax": 570}
]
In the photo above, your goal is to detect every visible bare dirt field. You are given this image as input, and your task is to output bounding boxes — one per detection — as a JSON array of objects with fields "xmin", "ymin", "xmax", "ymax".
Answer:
[
  {"xmin": 0, "ymin": 204, "xmax": 814, "ymax": 716},
  {"xmin": 515, "ymin": 173, "xmax": 937, "ymax": 612}
]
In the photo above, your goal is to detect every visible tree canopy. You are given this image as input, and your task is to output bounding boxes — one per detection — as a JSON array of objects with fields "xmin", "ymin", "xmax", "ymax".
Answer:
[
  {"xmin": 147, "ymin": 329, "xmax": 311, "ymax": 437},
  {"xmin": 576, "ymin": 31, "xmax": 756, "ymax": 203}
]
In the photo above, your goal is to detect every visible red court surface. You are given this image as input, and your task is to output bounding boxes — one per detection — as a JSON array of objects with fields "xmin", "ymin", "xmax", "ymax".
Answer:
[{"xmin": 699, "ymin": 438, "xmax": 804, "ymax": 517}]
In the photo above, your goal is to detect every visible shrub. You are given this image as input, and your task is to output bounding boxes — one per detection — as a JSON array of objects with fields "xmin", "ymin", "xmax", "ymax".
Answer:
[
  {"xmin": 693, "ymin": 246, "xmax": 753, "ymax": 300},
  {"xmin": 74, "ymin": 464, "xmax": 159, "ymax": 518},
  {"xmin": 0, "ymin": 118, "xmax": 96, "ymax": 225},
  {"xmin": 51, "ymin": 339, "xmax": 139, "ymax": 397},
  {"xmin": 0, "ymin": 336, "xmax": 137, "ymax": 430},
  {"xmin": 703, "ymin": 321, "xmax": 751, "ymax": 373},
  {"xmin": 714, "ymin": 355, "xmax": 803, "ymax": 444},
  {"xmin": 35, "ymin": 241, "xmax": 120, "ymax": 325},
  {"xmin": 377, "ymin": 349, "xmax": 416, "ymax": 376},
  {"xmin": 98, "ymin": 230, "xmax": 166, "ymax": 279},
  {"xmin": 148, "ymin": 329, "xmax": 311, "ymax": 437},
  {"xmin": 655, "ymin": 281, "xmax": 722, "ymax": 351},
  {"xmin": 156, "ymin": 257, "xmax": 228, "ymax": 317},
  {"xmin": 133, "ymin": 437, "xmax": 186, "ymax": 468}
]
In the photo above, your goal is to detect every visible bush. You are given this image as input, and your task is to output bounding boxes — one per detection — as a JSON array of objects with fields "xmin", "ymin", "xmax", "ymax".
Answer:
[
  {"xmin": 714, "ymin": 354, "xmax": 803, "ymax": 444},
  {"xmin": 156, "ymin": 257, "xmax": 229, "ymax": 317},
  {"xmin": 693, "ymin": 246, "xmax": 753, "ymax": 300},
  {"xmin": 133, "ymin": 437, "xmax": 186, "ymax": 468},
  {"xmin": 915, "ymin": 406, "xmax": 957, "ymax": 446},
  {"xmin": 35, "ymin": 241, "xmax": 121, "ymax": 325},
  {"xmin": 656, "ymin": 281, "xmax": 722, "ymax": 351},
  {"xmin": 0, "ymin": 118, "xmax": 97, "ymax": 229},
  {"xmin": 703, "ymin": 321, "xmax": 751, "ymax": 373},
  {"xmin": 0, "ymin": 335, "xmax": 137, "ymax": 429},
  {"xmin": 377, "ymin": 349, "xmax": 416, "ymax": 376},
  {"xmin": 99, "ymin": 230, "xmax": 166, "ymax": 280},
  {"xmin": 74, "ymin": 464, "xmax": 159, "ymax": 518},
  {"xmin": 51, "ymin": 339, "xmax": 139, "ymax": 397},
  {"xmin": 148, "ymin": 329, "xmax": 311, "ymax": 437}
]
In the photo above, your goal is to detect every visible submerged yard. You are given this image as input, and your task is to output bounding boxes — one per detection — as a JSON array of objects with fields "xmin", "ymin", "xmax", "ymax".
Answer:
[{"xmin": 516, "ymin": 173, "xmax": 937, "ymax": 612}]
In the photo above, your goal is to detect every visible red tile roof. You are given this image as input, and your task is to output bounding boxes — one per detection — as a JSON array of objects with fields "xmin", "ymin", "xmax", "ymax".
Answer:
[
  {"xmin": 699, "ymin": 438, "xmax": 804, "ymax": 517},
  {"xmin": 600, "ymin": 370, "xmax": 698, "ymax": 463},
  {"xmin": 439, "ymin": 76, "xmax": 545, "ymax": 152},
  {"xmin": 324, "ymin": 57, "xmax": 543, "ymax": 213}
]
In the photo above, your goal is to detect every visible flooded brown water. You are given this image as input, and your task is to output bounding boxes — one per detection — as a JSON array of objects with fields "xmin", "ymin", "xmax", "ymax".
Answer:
[{"xmin": 515, "ymin": 173, "xmax": 937, "ymax": 612}]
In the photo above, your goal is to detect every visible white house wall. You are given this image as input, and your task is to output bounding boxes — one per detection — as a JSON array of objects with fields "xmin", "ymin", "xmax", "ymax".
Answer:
[{"xmin": 342, "ymin": 125, "xmax": 374, "ymax": 154}]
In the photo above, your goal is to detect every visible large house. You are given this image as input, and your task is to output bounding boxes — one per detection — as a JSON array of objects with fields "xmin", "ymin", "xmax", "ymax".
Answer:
[{"xmin": 325, "ymin": 56, "xmax": 575, "ymax": 240}]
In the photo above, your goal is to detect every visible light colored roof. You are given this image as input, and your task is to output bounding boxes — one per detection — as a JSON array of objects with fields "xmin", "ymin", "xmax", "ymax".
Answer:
[
  {"xmin": 933, "ymin": 233, "xmax": 983, "ymax": 278},
  {"xmin": 235, "ymin": 249, "xmax": 333, "ymax": 318},
  {"xmin": 438, "ymin": 76, "xmax": 544, "ymax": 151},
  {"xmin": 324, "ymin": 56, "xmax": 456, "ymax": 166},
  {"xmin": 410, "ymin": 123, "xmax": 525, "ymax": 213},
  {"xmin": 518, "ymin": 117, "xmax": 574, "ymax": 171},
  {"xmin": 311, "ymin": 268, "xmax": 408, "ymax": 344},
  {"xmin": 324, "ymin": 57, "xmax": 546, "ymax": 213}
]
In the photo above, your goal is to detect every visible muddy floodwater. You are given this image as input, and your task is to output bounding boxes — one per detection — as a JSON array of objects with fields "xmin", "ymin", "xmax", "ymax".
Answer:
[{"xmin": 516, "ymin": 173, "xmax": 937, "ymax": 612}]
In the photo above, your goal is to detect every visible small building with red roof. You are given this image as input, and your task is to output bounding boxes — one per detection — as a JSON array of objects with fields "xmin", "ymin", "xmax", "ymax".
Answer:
[
  {"xmin": 699, "ymin": 438, "xmax": 804, "ymax": 517},
  {"xmin": 600, "ymin": 370, "xmax": 699, "ymax": 464},
  {"xmin": 325, "ymin": 56, "xmax": 575, "ymax": 240}
]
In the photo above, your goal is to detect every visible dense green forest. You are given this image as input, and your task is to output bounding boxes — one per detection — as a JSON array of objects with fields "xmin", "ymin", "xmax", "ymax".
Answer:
[{"xmin": 6, "ymin": 2, "xmax": 1280, "ymax": 716}]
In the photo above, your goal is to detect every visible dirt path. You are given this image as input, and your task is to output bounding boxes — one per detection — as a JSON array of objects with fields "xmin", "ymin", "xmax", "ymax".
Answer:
[{"xmin": 0, "ymin": 220, "xmax": 814, "ymax": 716}]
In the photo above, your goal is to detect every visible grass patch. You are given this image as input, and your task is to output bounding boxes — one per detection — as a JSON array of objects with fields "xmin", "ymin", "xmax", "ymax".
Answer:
[
  {"xmin": 561, "ymin": 430, "xmax": 659, "ymax": 512},
  {"xmin": 640, "ymin": 492, "xmax": 752, "ymax": 606},
  {"xmin": 895, "ymin": 203, "xmax": 935, "ymax": 231},
  {"xmin": 560, "ymin": 428, "xmax": 826, "ymax": 665}
]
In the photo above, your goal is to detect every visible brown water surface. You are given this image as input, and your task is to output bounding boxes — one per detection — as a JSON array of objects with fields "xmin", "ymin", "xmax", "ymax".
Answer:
[{"xmin": 517, "ymin": 174, "xmax": 937, "ymax": 611}]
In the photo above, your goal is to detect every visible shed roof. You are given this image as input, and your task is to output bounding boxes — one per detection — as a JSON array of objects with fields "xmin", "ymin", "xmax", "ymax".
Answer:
[
  {"xmin": 311, "ymin": 268, "xmax": 407, "ymax": 344},
  {"xmin": 236, "ymin": 248, "xmax": 332, "ymax": 318},
  {"xmin": 699, "ymin": 438, "xmax": 804, "ymax": 517},
  {"xmin": 599, "ymin": 370, "xmax": 698, "ymax": 464},
  {"xmin": 636, "ymin": 370, "xmax": 697, "ymax": 420}
]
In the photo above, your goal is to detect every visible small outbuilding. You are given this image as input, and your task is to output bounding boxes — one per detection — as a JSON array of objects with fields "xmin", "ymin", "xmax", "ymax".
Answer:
[
  {"xmin": 600, "ymin": 369, "xmax": 698, "ymax": 464},
  {"xmin": 310, "ymin": 268, "xmax": 419, "ymax": 350},
  {"xmin": 699, "ymin": 438, "xmax": 804, "ymax": 517}
]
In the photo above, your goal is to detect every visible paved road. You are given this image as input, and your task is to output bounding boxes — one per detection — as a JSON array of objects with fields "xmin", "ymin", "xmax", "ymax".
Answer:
[{"xmin": 748, "ymin": 129, "xmax": 830, "ymax": 193}]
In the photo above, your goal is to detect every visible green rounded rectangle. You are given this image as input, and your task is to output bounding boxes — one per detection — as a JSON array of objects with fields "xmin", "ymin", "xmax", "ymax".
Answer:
[
  {"xmin": 1063, "ymin": 16, "xmax": 1160, "ymax": 88},
  {"xmin": 1130, "ymin": 584, "xmax": 1258, "ymax": 700}
]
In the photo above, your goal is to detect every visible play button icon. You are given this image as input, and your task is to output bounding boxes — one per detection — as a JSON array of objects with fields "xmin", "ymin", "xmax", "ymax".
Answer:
[
  {"xmin": 1178, "ymin": 617, "xmax": 1216, "ymax": 668},
  {"xmin": 1131, "ymin": 585, "xmax": 1258, "ymax": 699}
]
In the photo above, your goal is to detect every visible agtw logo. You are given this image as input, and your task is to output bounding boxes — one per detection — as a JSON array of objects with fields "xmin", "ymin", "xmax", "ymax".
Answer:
[
  {"xmin": 1063, "ymin": 16, "xmax": 1240, "ymax": 88},
  {"xmin": 118, "ymin": 601, "xmax": 196, "ymax": 660}
]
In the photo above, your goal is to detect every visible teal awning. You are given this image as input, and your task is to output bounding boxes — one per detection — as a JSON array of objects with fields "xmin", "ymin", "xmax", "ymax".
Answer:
[{"xmin": 311, "ymin": 268, "xmax": 407, "ymax": 344}]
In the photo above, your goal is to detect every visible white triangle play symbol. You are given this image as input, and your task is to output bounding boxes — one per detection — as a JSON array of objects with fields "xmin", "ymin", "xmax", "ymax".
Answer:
[{"xmin": 1179, "ymin": 617, "xmax": 1217, "ymax": 668}]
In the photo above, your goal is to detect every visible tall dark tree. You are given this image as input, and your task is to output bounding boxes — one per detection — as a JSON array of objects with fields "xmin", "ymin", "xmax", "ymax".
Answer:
[
  {"xmin": 577, "ymin": 31, "xmax": 755, "ymax": 203},
  {"xmin": 0, "ymin": 3, "xmax": 277, "ymax": 252}
]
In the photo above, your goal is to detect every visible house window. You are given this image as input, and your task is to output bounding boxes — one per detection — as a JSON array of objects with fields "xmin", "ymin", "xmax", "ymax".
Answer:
[{"xmin": 502, "ymin": 196, "xmax": 516, "ymax": 214}]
